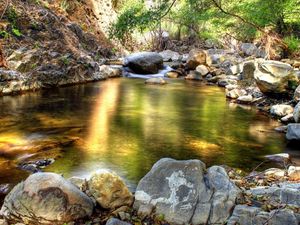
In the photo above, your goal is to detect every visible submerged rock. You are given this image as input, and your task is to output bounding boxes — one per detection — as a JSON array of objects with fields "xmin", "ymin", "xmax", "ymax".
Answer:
[
  {"xmin": 88, "ymin": 169, "xmax": 133, "ymax": 209},
  {"xmin": 134, "ymin": 158, "xmax": 241, "ymax": 225},
  {"xmin": 185, "ymin": 71, "xmax": 202, "ymax": 81},
  {"xmin": 165, "ymin": 71, "xmax": 180, "ymax": 78},
  {"xmin": 124, "ymin": 52, "xmax": 163, "ymax": 74},
  {"xmin": 145, "ymin": 78, "xmax": 167, "ymax": 85},
  {"xmin": 265, "ymin": 153, "xmax": 290, "ymax": 164},
  {"xmin": 0, "ymin": 173, "xmax": 94, "ymax": 224}
]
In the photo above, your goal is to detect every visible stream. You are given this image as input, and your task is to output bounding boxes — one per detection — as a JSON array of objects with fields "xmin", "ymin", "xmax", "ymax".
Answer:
[{"xmin": 0, "ymin": 78, "xmax": 294, "ymax": 190}]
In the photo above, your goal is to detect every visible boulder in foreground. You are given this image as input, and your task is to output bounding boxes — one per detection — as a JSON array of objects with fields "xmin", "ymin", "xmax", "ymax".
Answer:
[
  {"xmin": 134, "ymin": 158, "xmax": 241, "ymax": 225},
  {"xmin": 0, "ymin": 172, "xmax": 94, "ymax": 224}
]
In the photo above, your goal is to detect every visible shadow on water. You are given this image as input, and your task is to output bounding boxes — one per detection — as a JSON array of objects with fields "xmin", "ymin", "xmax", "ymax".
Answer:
[{"xmin": 0, "ymin": 78, "xmax": 294, "ymax": 189}]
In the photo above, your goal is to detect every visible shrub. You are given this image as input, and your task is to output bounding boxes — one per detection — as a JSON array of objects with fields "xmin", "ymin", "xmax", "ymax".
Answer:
[{"xmin": 284, "ymin": 35, "xmax": 300, "ymax": 53}]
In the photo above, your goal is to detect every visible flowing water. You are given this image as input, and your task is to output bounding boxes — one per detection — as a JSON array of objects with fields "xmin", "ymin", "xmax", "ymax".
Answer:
[{"xmin": 0, "ymin": 78, "xmax": 292, "ymax": 190}]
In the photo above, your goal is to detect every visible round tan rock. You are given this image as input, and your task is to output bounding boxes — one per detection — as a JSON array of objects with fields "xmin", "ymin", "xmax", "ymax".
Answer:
[{"xmin": 88, "ymin": 169, "xmax": 133, "ymax": 209}]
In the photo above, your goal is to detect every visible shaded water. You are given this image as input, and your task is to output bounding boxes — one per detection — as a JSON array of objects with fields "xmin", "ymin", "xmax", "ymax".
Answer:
[{"xmin": 0, "ymin": 78, "xmax": 290, "ymax": 188}]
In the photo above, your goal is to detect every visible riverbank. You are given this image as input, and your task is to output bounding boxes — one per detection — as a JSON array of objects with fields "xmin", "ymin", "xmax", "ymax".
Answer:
[
  {"xmin": 1, "ymin": 157, "xmax": 300, "ymax": 225},
  {"xmin": 120, "ymin": 49, "xmax": 300, "ymax": 145}
]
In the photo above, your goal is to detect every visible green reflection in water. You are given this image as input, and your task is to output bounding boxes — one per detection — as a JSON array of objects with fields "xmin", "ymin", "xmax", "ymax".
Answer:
[{"xmin": 0, "ymin": 78, "xmax": 286, "ymax": 186}]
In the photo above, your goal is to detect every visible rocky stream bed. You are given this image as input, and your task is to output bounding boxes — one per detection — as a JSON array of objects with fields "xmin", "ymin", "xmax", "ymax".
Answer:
[{"xmin": 1, "ymin": 44, "xmax": 300, "ymax": 224}]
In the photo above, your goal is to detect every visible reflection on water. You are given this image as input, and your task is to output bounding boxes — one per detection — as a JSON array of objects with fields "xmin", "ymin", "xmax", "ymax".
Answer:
[{"xmin": 0, "ymin": 78, "xmax": 290, "ymax": 188}]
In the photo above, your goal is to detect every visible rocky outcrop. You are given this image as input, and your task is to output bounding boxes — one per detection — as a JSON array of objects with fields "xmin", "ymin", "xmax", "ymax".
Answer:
[
  {"xmin": 88, "ymin": 169, "xmax": 133, "ymax": 209},
  {"xmin": 0, "ymin": 173, "xmax": 94, "ymax": 224},
  {"xmin": 124, "ymin": 52, "xmax": 164, "ymax": 74},
  {"xmin": 228, "ymin": 205, "xmax": 299, "ymax": 225},
  {"xmin": 0, "ymin": 0, "xmax": 118, "ymax": 96},
  {"xmin": 254, "ymin": 60, "xmax": 299, "ymax": 94},
  {"xmin": 134, "ymin": 158, "xmax": 241, "ymax": 225}
]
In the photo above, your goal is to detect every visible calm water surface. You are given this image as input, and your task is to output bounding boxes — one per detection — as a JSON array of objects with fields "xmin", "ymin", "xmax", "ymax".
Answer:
[{"xmin": 0, "ymin": 78, "xmax": 291, "ymax": 188}]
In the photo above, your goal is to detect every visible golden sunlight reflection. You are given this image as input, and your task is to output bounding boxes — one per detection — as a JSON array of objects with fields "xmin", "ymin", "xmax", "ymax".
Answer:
[
  {"xmin": 142, "ymin": 90, "xmax": 180, "ymax": 146},
  {"xmin": 85, "ymin": 80, "xmax": 120, "ymax": 152},
  {"xmin": 184, "ymin": 136, "xmax": 222, "ymax": 157},
  {"xmin": 0, "ymin": 132, "xmax": 27, "ymax": 148}
]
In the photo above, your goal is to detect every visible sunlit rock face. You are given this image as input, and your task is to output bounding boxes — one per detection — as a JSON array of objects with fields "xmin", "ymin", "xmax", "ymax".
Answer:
[
  {"xmin": 134, "ymin": 158, "xmax": 241, "ymax": 225},
  {"xmin": 254, "ymin": 60, "xmax": 299, "ymax": 94},
  {"xmin": 90, "ymin": 0, "xmax": 117, "ymax": 36},
  {"xmin": 88, "ymin": 169, "xmax": 133, "ymax": 209}
]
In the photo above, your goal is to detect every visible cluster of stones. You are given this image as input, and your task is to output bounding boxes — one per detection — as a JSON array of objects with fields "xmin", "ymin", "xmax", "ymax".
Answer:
[
  {"xmin": 123, "ymin": 44, "xmax": 300, "ymax": 142},
  {"xmin": 1, "ymin": 158, "xmax": 300, "ymax": 225}
]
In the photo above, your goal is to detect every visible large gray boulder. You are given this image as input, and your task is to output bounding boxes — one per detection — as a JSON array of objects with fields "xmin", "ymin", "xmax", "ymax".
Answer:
[
  {"xmin": 124, "ymin": 52, "xmax": 163, "ymax": 74},
  {"xmin": 254, "ymin": 60, "xmax": 299, "ymax": 94},
  {"xmin": 286, "ymin": 124, "xmax": 300, "ymax": 141},
  {"xmin": 0, "ymin": 173, "xmax": 94, "ymax": 224},
  {"xmin": 159, "ymin": 50, "xmax": 180, "ymax": 62},
  {"xmin": 134, "ymin": 158, "xmax": 241, "ymax": 225}
]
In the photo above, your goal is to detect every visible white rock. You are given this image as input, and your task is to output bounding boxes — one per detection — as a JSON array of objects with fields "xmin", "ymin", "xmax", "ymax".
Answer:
[{"xmin": 270, "ymin": 104, "xmax": 294, "ymax": 117}]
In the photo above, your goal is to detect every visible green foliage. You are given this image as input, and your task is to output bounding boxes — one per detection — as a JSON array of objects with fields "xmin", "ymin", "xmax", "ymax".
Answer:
[
  {"xmin": 12, "ymin": 28, "xmax": 22, "ymax": 37},
  {"xmin": 111, "ymin": 0, "xmax": 300, "ymax": 54},
  {"xmin": 0, "ymin": 30, "xmax": 9, "ymax": 39},
  {"xmin": 284, "ymin": 35, "xmax": 300, "ymax": 53},
  {"xmin": 60, "ymin": 56, "xmax": 70, "ymax": 66},
  {"xmin": 5, "ymin": 6, "xmax": 23, "ymax": 38},
  {"xmin": 110, "ymin": 0, "xmax": 177, "ymax": 42},
  {"xmin": 6, "ymin": 6, "xmax": 18, "ymax": 25},
  {"xmin": 60, "ymin": 0, "xmax": 70, "ymax": 12}
]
